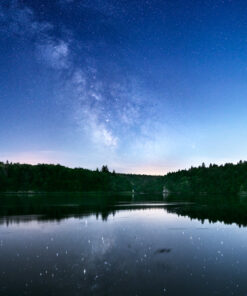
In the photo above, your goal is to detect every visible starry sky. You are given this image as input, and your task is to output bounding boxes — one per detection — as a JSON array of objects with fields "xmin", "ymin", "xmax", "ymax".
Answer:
[{"xmin": 1, "ymin": 0, "xmax": 247, "ymax": 175}]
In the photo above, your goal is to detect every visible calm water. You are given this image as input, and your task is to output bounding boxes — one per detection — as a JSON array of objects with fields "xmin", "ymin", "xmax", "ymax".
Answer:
[{"xmin": 1, "ymin": 193, "xmax": 247, "ymax": 296}]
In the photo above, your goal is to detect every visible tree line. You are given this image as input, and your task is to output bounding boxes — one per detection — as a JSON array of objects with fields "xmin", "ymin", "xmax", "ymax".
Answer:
[
  {"xmin": 164, "ymin": 161, "xmax": 247, "ymax": 195},
  {"xmin": 1, "ymin": 160, "xmax": 247, "ymax": 195},
  {"xmin": 0, "ymin": 161, "xmax": 164, "ymax": 193}
]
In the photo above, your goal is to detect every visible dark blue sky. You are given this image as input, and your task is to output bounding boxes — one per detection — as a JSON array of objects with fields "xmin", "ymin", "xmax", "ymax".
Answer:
[{"xmin": 1, "ymin": 0, "xmax": 247, "ymax": 174}]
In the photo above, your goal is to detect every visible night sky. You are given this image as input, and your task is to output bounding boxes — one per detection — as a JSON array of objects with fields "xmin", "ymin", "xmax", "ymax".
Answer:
[{"xmin": 1, "ymin": 0, "xmax": 247, "ymax": 174}]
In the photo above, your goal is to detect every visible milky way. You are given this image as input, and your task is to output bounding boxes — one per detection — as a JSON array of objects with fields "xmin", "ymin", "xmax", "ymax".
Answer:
[{"xmin": 1, "ymin": 0, "xmax": 247, "ymax": 173}]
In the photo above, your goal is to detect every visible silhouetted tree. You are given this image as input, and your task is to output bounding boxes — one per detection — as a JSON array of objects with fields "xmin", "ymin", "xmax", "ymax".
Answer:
[{"xmin": 101, "ymin": 165, "xmax": 109, "ymax": 173}]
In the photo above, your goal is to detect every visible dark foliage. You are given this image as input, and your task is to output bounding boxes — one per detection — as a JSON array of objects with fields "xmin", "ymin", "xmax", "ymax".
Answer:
[
  {"xmin": 0, "ymin": 162, "xmax": 164, "ymax": 193},
  {"xmin": 164, "ymin": 161, "xmax": 247, "ymax": 195}
]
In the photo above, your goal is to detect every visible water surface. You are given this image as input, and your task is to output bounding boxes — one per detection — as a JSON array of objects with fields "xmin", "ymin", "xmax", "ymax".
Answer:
[{"xmin": 0, "ymin": 193, "xmax": 247, "ymax": 295}]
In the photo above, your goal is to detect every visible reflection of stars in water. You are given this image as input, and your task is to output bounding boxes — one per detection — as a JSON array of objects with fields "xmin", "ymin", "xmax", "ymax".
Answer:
[{"xmin": 0, "ymin": 210, "xmax": 247, "ymax": 295}]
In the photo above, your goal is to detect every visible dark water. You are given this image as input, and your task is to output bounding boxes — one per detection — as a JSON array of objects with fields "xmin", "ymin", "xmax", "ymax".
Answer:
[{"xmin": 1, "ymin": 193, "xmax": 247, "ymax": 296}]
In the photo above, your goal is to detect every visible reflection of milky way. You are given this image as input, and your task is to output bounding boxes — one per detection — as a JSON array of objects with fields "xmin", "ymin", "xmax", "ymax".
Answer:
[{"xmin": 1, "ymin": 207, "xmax": 247, "ymax": 295}]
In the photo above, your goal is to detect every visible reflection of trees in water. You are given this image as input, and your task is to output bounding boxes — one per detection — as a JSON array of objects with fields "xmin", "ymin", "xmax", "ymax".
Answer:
[
  {"xmin": 1, "ymin": 194, "xmax": 247, "ymax": 227},
  {"xmin": 0, "ymin": 193, "xmax": 163, "ymax": 225},
  {"xmin": 166, "ymin": 194, "xmax": 247, "ymax": 227}
]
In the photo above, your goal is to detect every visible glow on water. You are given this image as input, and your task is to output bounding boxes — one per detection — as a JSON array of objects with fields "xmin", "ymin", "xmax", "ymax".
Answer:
[{"xmin": 0, "ymin": 196, "xmax": 247, "ymax": 295}]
